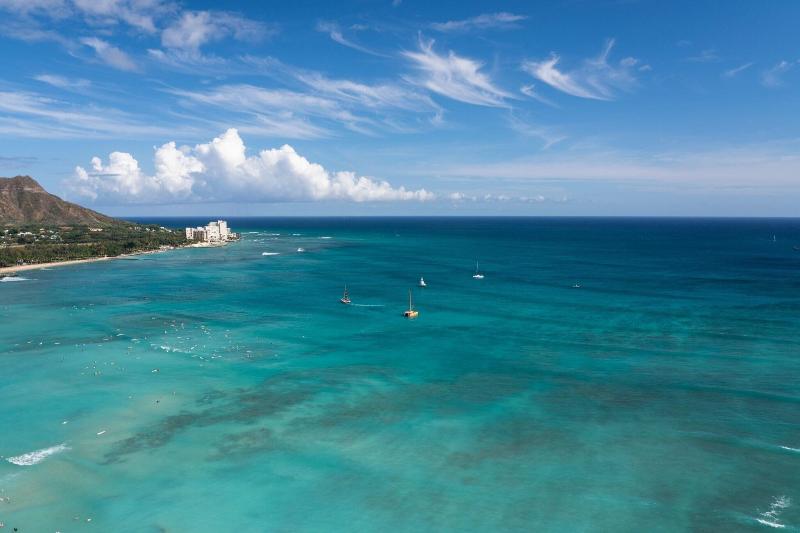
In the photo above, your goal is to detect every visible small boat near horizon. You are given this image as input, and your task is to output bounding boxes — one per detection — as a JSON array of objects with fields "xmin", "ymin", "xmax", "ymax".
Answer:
[
  {"xmin": 419, "ymin": 277, "xmax": 426, "ymax": 287},
  {"xmin": 403, "ymin": 288, "xmax": 419, "ymax": 318},
  {"xmin": 472, "ymin": 261, "xmax": 484, "ymax": 280},
  {"xmin": 340, "ymin": 285, "xmax": 351, "ymax": 305}
]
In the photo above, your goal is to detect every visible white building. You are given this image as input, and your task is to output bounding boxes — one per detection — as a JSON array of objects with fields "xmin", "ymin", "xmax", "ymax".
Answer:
[{"xmin": 185, "ymin": 220, "xmax": 235, "ymax": 243}]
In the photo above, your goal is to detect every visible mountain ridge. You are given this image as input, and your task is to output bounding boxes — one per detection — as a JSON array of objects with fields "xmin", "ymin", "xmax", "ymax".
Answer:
[{"xmin": 0, "ymin": 175, "xmax": 118, "ymax": 226}]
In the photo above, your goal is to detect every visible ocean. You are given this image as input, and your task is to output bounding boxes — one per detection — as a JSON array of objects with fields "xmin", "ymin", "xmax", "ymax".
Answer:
[{"xmin": 1, "ymin": 217, "xmax": 799, "ymax": 532}]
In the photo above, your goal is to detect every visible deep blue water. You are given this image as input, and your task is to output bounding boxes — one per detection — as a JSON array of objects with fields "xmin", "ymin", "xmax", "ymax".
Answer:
[{"xmin": 1, "ymin": 217, "xmax": 799, "ymax": 531}]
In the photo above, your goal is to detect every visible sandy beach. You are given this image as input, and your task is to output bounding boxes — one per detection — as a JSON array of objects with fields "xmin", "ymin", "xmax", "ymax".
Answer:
[
  {"xmin": 0, "ymin": 256, "xmax": 114, "ymax": 275},
  {"xmin": 0, "ymin": 241, "xmax": 234, "ymax": 276}
]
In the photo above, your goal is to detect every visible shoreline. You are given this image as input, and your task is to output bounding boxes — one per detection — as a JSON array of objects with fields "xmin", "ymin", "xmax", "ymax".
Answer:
[
  {"xmin": 0, "ymin": 240, "xmax": 237, "ymax": 276},
  {"xmin": 0, "ymin": 255, "xmax": 114, "ymax": 275}
]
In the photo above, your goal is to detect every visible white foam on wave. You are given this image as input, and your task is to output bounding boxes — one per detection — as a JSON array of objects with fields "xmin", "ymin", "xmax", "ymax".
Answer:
[
  {"xmin": 154, "ymin": 344, "xmax": 189, "ymax": 354},
  {"xmin": 756, "ymin": 518, "xmax": 786, "ymax": 529},
  {"xmin": 779, "ymin": 445, "xmax": 800, "ymax": 453},
  {"xmin": 261, "ymin": 252, "xmax": 280, "ymax": 256},
  {"xmin": 319, "ymin": 236, "xmax": 332, "ymax": 239},
  {"xmin": 756, "ymin": 495, "xmax": 791, "ymax": 529},
  {"xmin": 0, "ymin": 276, "xmax": 31, "ymax": 283},
  {"xmin": 6, "ymin": 443, "xmax": 69, "ymax": 466}
]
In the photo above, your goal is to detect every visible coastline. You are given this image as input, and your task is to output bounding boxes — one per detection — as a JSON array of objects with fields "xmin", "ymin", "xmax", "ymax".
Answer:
[
  {"xmin": 0, "ymin": 239, "xmax": 238, "ymax": 277},
  {"xmin": 0, "ymin": 240, "xmax": 236, "ymax": 276},
  {"xmin": 0, "ymin": 255, "xmax": 113, "ymax": 275}
]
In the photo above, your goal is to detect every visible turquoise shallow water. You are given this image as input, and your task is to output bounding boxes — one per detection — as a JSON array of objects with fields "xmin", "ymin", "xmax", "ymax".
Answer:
[{"xmin": 1, "ymin": 217, "xmax": 799, "ymax": 532}]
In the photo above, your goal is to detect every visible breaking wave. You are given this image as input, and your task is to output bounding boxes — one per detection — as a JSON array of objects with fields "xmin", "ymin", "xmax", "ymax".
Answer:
[
  {"xmin": 0, "ymin": 276, "xmax": 31, "ymax": 283},
  {"xmin": 6, "ymin": 443, "xmax": 69, "ymax": 466}
]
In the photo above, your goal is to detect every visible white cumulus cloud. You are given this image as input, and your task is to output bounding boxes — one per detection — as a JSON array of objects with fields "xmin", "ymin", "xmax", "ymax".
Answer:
[{"xmin": 69, "ymin": 128, "xmax": 434, "ymax": 204}]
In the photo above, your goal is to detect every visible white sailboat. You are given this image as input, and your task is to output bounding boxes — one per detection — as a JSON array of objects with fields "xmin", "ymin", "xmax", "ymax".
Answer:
[
  {"xmin": 419, "ymin": 277, "xmax": 427, "ymax": 287},
  {"xmin": 472, "ymin": 261, "xmax": 484, "ymax": 279},
  {"xmin": 340, "ymin": 285, "xmax": 351, "ymax": 304}
]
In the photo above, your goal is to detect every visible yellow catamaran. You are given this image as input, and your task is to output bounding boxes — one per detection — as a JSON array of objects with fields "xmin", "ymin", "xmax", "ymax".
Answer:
[{"xmin": 403, "ymin": 288, "xmax": 419, "ymax": 318}]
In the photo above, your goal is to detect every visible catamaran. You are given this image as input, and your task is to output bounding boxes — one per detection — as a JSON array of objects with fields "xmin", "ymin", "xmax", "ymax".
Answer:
[
  {"xmin": 419, "ymin": 277, "xmax": 427, "ymax": 287},
  {"xmin": 472, "ymin": 261, "xmax": 484, "ymax": 279},
  {"xmin": 340, "ymin": 285, "xmax": 351, "ymax": 304},
  {"xmin": 403, "ymin": 289, "xmax": 419, "ymax": 318}
]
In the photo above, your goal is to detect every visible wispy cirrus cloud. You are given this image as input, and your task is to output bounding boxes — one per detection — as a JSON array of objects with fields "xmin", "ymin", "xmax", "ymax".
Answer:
[
  {"xmin": 0, "ymin": 89, "xmax": 184, "ymax": 139},
  {"xmin": 402, "ymin": 36, "xmax": 511, "ymax": 107},
  {"xmin": 80, "ymin": 37, "xmax": 139, "ymax": 71},
  {"xmin": 167, "ymin": 84, "xmax": 340, "ymax": 139},
  {"xmin": 0, "ymin": 1, "xmax": 270, "ymax": 73},
  {"xmin": 71, "ymin": 0, "xmax": 174, "ymax": 33},
  {"xmin": 315, "ymin": 20, "xmax": 386, "ymax": 57},
  {"xmin": 169, "ymin": 70, "xmax": 443, "ymax": 139},
  {"xmin": 0, "ymin": 0, "xmax": 174, "ymax": 33},
  {"xmin": 761, "ymin": 60, "xmax": 795, "ymax": 88},
  {"xmin": 430, "ymin": 12, "xmax": 527, "ymax": 32},
  {"xmin": 0, "ymin": 155, "xmax": 38, "ymax": 167},
  {"xmin": 295, "ymin": 72, "xmax": 440, "ymax": 114},
  {"xmin": 435, "ymin": 139, "xmax": 800, "ymax": 191},
  {"xmin": 685, "ymin": 48, "xmax": 719, "ymax": 63},
  {"xmin": 143, "ymin": 10, "xmax": 277, "ymax": 72},
  {"xmin": 722, "ymin": 62, "xmax": 754, "ymax": 78},
  {"xmin": 506, "ymin": 114, "xmax": 566, "ymax": 149},
  {"xmin": 160, "ymin": 10, "xmax": 272, "ymax": 53},
  {"xmin": 519, "ymin": 84, "xmax": 558, "ymax": 107},
  {"xmin": 522, "ymin": 39, "xmax": 640, "ymax": 101},
  {"xmin": 33, "ymin": 73, "xmax": 91, "ymax": 90}
]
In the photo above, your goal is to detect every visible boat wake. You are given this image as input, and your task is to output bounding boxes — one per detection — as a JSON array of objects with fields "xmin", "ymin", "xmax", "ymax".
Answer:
[
  {"xmin": 261, "ymin": 252, "xmax": 280, "ymax": 256},
  {"xmin": 351, "ymin": 303, "xmax": 385, "ymax": 307},
  {"xmin": 6, "ymin": 443, "xmax": 69, "ymax": 466}
]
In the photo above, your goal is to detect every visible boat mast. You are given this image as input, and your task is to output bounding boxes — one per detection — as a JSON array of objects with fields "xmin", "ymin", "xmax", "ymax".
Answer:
[{"xmin": 408, "ymin": 288, "xmax": 413, "ymax": 310}]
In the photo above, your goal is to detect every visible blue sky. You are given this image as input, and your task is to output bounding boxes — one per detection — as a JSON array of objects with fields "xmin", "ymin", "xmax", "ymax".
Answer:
[{"xmin": 0, "ymin": 0, "xmax": 798, "ymax": 216}]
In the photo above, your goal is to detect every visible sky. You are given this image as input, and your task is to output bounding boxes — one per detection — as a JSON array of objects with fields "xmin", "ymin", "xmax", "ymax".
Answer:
[{"xmin": 0, "ymin": 0, "xmax": 798, "ymax": 217}]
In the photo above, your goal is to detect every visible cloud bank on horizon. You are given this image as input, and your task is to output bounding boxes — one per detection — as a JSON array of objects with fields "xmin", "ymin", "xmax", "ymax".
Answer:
[{"xmin": 0, "ymin": 0, "xmax": 798, "ymax": 214}]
